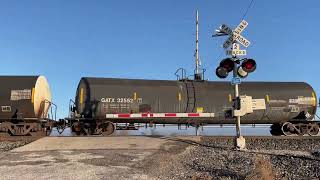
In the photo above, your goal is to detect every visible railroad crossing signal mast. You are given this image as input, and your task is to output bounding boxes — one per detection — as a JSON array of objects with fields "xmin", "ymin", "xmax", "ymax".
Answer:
[
  {"xmin": 195, "ymin": 10, "xmax": 199, "ymax": 74},
  {"xmin": 175, "ymin": 10, "xmax": 205, "ymax": 81},
  {"xmin": 213, "ymin": 20, "xmax": 257, "ymax": 150}
]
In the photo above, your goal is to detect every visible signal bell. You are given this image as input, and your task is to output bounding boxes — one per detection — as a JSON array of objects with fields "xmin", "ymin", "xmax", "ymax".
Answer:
[
  {"xmin": 237, "ymin": 66, "xmax": 248, "ymax": 78},
  {"xmin": 216, "ymin": 58, "xmax": 234, "ymax": 79}
]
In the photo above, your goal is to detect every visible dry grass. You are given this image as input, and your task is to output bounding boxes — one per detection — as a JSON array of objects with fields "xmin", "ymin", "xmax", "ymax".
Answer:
[
  {"xmin": 245, "ymin": 156, "xmax": 274, "ymax": 180},
  {"xmin": 191, "ymin": 172, "xmax": 213, "ymax": 180}
]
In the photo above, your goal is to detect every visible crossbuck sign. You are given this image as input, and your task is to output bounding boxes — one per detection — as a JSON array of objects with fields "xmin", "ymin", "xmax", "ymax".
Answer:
[{"xmin": 220, "ymin": 20, "xmax": 251, "ymax": 50}]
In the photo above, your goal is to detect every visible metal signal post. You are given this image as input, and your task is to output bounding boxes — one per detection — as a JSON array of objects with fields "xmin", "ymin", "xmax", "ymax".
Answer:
[
  {"xmin": 213, "ymin": 20, "xmax": 257, "ymax": 150},
  {"xmin": 232, "ymin": 55, "xmax": 242, "ymax": 138}
]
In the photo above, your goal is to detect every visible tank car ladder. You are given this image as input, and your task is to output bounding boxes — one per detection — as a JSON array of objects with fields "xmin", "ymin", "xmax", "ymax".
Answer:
[{"xmin": 185, "ymin": 81, "xmax": 196, "ymax": 112}]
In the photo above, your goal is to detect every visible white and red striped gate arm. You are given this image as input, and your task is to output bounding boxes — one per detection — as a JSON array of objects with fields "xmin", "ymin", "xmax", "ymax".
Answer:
[{"xmin": 105, "ymin": 113, "xmax": 215, "ymax": 119}]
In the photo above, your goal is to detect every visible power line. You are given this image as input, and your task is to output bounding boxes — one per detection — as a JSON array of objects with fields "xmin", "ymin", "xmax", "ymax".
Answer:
[{"xmin": 241, "ymin": 0, "xmax": 255, "ymax": 20}]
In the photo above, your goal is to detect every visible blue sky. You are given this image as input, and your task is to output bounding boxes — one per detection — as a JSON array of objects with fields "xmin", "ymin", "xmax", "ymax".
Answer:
[{"xmin": 0, "ymin": 0, "xmax": 319, "ymax": 118}]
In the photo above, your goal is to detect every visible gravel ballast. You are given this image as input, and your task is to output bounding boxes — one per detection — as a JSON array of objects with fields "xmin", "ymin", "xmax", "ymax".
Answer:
[
  {"xmin": 0, "ymin": 140, "xmax": 35, "ymax": 153},
  {"xmin": 141, "ymin": 136, "xmax": 320, "ymax": 180}
]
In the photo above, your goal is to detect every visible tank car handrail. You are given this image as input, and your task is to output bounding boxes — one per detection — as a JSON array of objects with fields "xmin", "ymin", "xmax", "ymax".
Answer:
[
  {"xmin": 40, "ymin": 99, "xmax": 57, "ymax": 121},
  {"xmin": 69, "ymin": 99, "xmax": 77, "ymax": 118},
  {"xmin": 49, "ymin": 100, "xmax": 57, "ymax": 121},
  {"xmin": 175, "ymin": 68, "xmax": 187, "ymax": 81},
  {"xmin": 187, "ymin": 74, "xmax": 194, "ymax": 79},
  {"xmin": 69, "ymin": 99, "xmax": 76, "ymax": 105}
]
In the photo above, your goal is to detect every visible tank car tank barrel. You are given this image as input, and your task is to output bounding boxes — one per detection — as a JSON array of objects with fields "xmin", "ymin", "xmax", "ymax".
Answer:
[
  {"xmin": 0, "ymin": 76, "xmax": 54, "ymax": 136},
  {"xmin": 73, "ymin": 77, "xmax": 317, "ymax": 126}
]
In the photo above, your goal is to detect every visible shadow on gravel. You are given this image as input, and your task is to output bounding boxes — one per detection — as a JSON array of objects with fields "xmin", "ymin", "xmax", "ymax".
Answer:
[
  {"xmin": 148, "ymin": 136, "xmax": 320, "ymax": 162},
  {"xmin": 146, "ymin": 136, "xmax": 320, "ymax": 179},
  {"xmin": 146, "ymin": 136, "xmax": 231, "ymax": 150}
]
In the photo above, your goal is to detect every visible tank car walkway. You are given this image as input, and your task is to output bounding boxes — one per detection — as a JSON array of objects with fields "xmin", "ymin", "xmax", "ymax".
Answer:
[{"xmin": 0, "ymin": 136, "xmax": 200, "ymax": 180}]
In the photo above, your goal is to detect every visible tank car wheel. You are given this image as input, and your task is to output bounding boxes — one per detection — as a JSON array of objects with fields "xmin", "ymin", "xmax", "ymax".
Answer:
[
  {"xmin": 281, "ymin": 122, "xmax": 295, "ymax": 136},
  {"xmin": 294, "ymin": 124, "xmax": 306, "ymax": 136},
  {"xmin": 308, "ymin": 124, "xmax": 319, "ymax": 136},
  {"xmin": 71, "ymin": 122, "xmax": 82, "ymax": 133},
  {"xmin": 83, "ymin": 123, "xmax": 92, "ymax": 136},
  {"xmin": 270, "ymin": 124, "xmax": 283, "ymax": 136},
  {"xmin": 71, "ymin": 122, "xmax": 85, "ymax": 136},
  {"xmin": 45, "ymin": 126, "xmax": 53, "ymax": 136},
  {"xmin": 98, "ymin": 122, "xmax": 115, "ymax": 136}
]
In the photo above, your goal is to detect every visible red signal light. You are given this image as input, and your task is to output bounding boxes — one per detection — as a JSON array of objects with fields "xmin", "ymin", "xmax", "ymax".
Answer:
[
  {"xmin": 220, "ymin": 58, "xmax": 234, "ymax": 72},
  {"xmin": 244, "ymin": 62, "xmax": 253, "ymax": 69},
  {"xmin": 241, "ymin": 59, "xmax": 256, "ymax": 73}
]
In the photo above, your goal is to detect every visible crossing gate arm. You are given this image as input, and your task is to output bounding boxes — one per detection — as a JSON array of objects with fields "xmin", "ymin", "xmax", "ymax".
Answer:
[{"xmin": 105, "ymin": 113, "xmax": 215, "ymax": 119}]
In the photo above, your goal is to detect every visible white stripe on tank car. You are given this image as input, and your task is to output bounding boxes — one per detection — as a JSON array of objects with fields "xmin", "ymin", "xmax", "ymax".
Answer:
[{"xmin": 105, "ymin": 113, "xmax": 215, "ymax": 118}]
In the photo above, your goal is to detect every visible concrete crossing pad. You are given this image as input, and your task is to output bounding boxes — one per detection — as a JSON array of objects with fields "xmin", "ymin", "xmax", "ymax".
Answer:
[
  {"xmin": 0, "ymin": 136, "xmax": 196, "ymax": 180},
  {"xmin": 12, "ymin": 136, "xmax": 169, "ymax": 152}
]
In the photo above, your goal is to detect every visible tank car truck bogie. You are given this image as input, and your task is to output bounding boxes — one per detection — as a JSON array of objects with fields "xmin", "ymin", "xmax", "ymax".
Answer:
[
  {"xmin": 67, "ymin": 118, "xmax": 115, "ymax": 136},
  {"xmin": 270, "ymin": 121, "xmax": 320, "ymax": 136}
]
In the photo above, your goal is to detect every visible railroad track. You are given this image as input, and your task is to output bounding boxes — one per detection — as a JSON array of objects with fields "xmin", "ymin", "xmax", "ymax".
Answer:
[
  {"xmin": 0, "ymin": 136, "xmax": 42, "ymax": 142},
  {"xmin": 200, "ymin": 135, "xmax": 320, "ymax": 139},
  {"xmin": 2, "ymin": 134, "xmax": 320, "ymax": 142}
]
